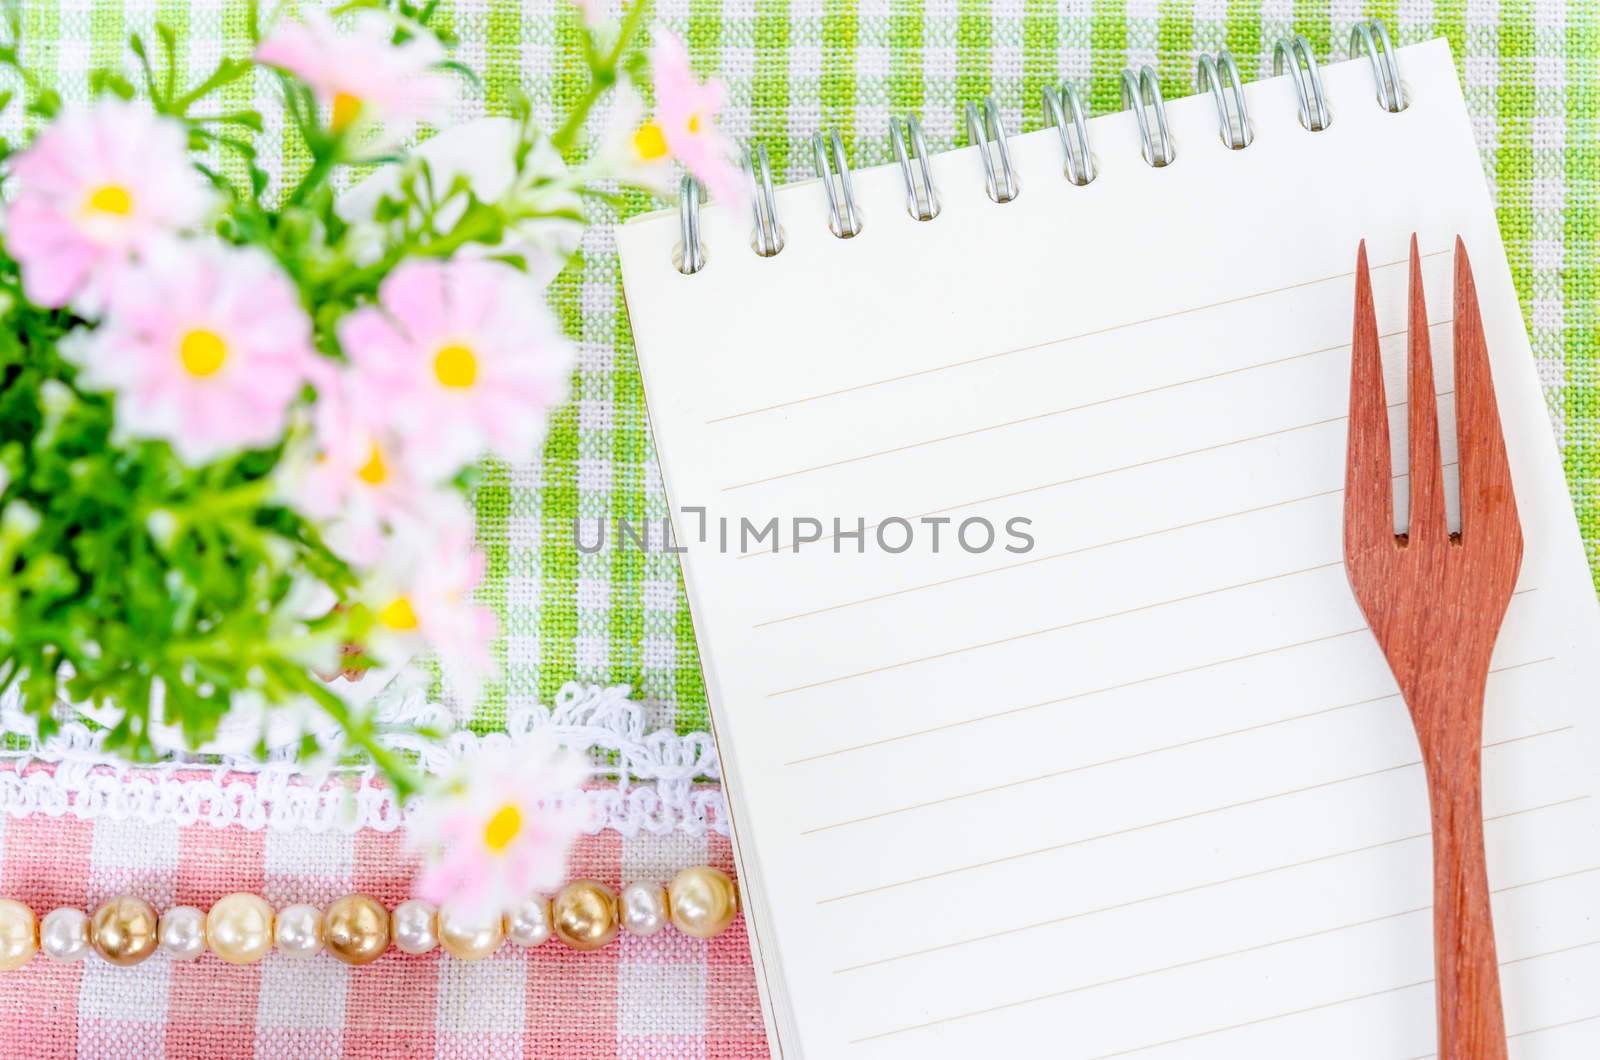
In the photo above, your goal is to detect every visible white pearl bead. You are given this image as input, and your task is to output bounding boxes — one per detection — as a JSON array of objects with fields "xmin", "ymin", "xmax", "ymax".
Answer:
[
  {"xmin": 506, "ymin": 896, "xmax": 552, "ymax": 947},
  {"xmin": 207, "ymin": 893, "xmax": 274, "ymax": 965},
  {"xmin": 390, "ymin": 900, "xmax": 438, "ymax": 955},
  {"xmin": 273, "ymin": 904, "xmax": 324, "ymax": 959},
  {"xmin": 40, "ymin": 908, "xmax": 91, "ymax": 962},
  {"xmin": 159, "ymin": 906, "xmax": 207, "ymax": 961},
  {"xmin": 437, "ymin": 904, "xmax": 504, "ymax": 960},
  {"xmin": 620, "ymin": 882, "xmax": 668, "ymax": 937}
]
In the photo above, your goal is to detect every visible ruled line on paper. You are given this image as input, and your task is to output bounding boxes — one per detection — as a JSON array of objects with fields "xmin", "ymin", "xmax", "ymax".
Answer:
[
  {"xmin": 754, "ymin": 454, "xmax": 1459, "ymax": 629},
  {"xmin": 1081, "ymin": 978, "xmax": 1431, "ymax": 1059},
  {"xmin": 769, "ymin": 560, "xmax": 1347, "ymax": 698},
  {"xmin": 831, "ymin": 793, "xmax": 1586, "ymax": 975},
  {"xmin": 799, "ymin": 656, "xmax": 1556, "ymax": 837},
  {"xmin": 767, "ymin": 547, "xmax": 1500, "ymax": 701},
  {"xmin": 1073, "ymin": 940, "xmax": 1600, "ymax": 1060},
  {"xmin": 813, "ymin": 725, "xmax": 1570, "ymax": 907},
  {"xmin": 629, "ymin": 64, "xmax": 1600, "ymax": 1058},
  {"xmin": 736, "ymin": 388, "xmax": 1459, "ymax": 561},
  {"xmin": 785, "ymin": 628, "xmax": 1366, "ymax": 765},
  {"xmin": 753, "ymin": 487, "xmax": 1345, "ymax": 627},
  {"xmin": 847, "ymin": 874, "xmax": 1600, "ymax": 1046},
  {"xmin": 722, "ymin": 320, "xmax": 1454, "ymax": 493},
  {"xmin": 1403, "ymin": 1013, "xmax": 1600, "ymax": 1059},
  {"xmin": 850, "ymin": 909, "xmax": 1437, "ymax": 1045},
  {"xmin": 705, "ymin": 250, "xmax": 1453, "ymax": 426},
  {"xmin": 1504, "ymin": 1014, "xmax": 1600, "ymax": 1041},
  {"xmin": 778, "ymin": 589, "xmax": 1534, "ymax": 767}
]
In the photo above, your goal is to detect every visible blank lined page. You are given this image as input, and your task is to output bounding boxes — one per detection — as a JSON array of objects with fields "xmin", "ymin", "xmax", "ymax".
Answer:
[{"xmin": 617, "ymin": 41, "xmax": 1600, "ymax": 1059}]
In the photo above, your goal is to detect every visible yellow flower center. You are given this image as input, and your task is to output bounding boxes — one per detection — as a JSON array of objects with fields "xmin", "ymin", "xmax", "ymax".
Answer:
[
  {"xmin": 86, "ymin": 184, "xmax": 133, "ymax": 216},
  {"xmin": 687, "ymin": 113, "xmax": 704, "ymax": 135},
  {"xmin": 356, "ymin": 441, "xmax": 387, "ymax": 486},
  {"xmin": 433, "ymin": 344, "xmax": 478, "ymax": 389},
  {"xmin": 377, "ymin": 595, "xmax": 419, "ymax": 631},
  {"xmin": 179, "ymin": 329, "xmax": 227, "ymax": 378},
  {"xmin": 331, "ymin": 91, "xmax": 362, "ymax": 132},
  {"xmin": 632, "ymin": 122, "xmax": 670, "ymax": 161},
  {"xmin": 484, "ymin": 804, "xmax": 522, "ymax": 852}
]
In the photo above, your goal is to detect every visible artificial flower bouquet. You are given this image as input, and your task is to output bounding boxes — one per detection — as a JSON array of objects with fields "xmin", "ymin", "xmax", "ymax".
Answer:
[{"xmin": 0, "ymin": 0, "xmax": 740, "ymax": 901}]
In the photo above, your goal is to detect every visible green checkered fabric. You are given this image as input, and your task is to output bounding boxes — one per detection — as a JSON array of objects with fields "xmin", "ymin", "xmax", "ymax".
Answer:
[{"xmin": 6, "ymin": 0, "xmax": 1596, "ymax": 743}]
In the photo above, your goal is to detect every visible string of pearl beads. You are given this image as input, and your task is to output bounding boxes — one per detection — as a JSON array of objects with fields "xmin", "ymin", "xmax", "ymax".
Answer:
[{"xmin": 0, "ymin": 866, "xmax": 738, "ymax": 970}]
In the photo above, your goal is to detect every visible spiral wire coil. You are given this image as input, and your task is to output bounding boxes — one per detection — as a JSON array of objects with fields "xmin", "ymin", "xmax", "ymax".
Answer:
[
  {"xmin": 1121, "ymin": 66, "xmax": 1175, "ymax": 167},
  {"xmin": 1197, "ymin": 51, "xmax": 1252, "ymax": 149},
  {"xmin": 890, "ymin": 114, "xmax": 940, "ymax": 220},
  {"xmin": 747, "ymin": 145, "xmax": 783, "ymax": 257},
  {"xmin": 1274, "ymin": 34, "xmax": 1332, "ymax": 131},
  {"xmin": 1042, "ymin": 83, "xmax": 1095, "ymax": 185},
  {"xmin": 966, "ymin": 98, "xmax": 1020, "ymax": 203},
  {"xmin": 813, "ymin": 130, "xmax": 863, "ymax": 237},
  {"xmin": 674, "ymin": 21, "xmax": 1409, "ymax": 270},
  {"xmin": 675, "ymin": 175, "xmax": 704, "ymax": 276},
  {"xmin": 1350, "ymin": 19, "xmax": 1405, "ymax": 113}
]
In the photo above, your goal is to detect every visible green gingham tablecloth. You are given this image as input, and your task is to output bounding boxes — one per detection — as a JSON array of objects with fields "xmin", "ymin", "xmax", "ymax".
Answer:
[
  {"xmin": 0, "ymin": 0, "xmax": 1595, "ymax": 1055},
  {"xmin": 8, "ymin": 0, "xmax": 1592, "ymax": 738},
  {"xmin": 463, "ymin": 0, "xmax": 1600, "ymax": 735}
]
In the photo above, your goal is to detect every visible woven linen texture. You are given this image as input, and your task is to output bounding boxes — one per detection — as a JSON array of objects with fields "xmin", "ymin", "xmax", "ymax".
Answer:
[
  {"xmin": 7, "ymin": 0, "xmax": 1589, "ymax": 741},
  {"xmin": 0, "ymin": 809, "xmax": 766, "ymax": 1058},
  {"xmin": 0, "ymin": 0, "xmax": 1594, "ymax": 1055}
]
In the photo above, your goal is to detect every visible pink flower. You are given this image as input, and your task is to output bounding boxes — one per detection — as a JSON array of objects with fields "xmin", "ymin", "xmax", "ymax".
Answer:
[
  {"xmin": 358, "ymin": 505, "xmax": 499, "ymax": 700},
  {"xmin": 337, "ymin": 259, "xmax": 572, "ymax": 479},
  {"xmin": 410, "ymin": 737, "xmax": 588, "ymax": 921},
  {"xmin": 573, "ymin": 0, "xmax": 607, "ymax": 28},
  {"xmin": 4, "ymin": 100, "xmax": 209, "ymax": 309},
  {"xmin": 642, "ymin": 32, "xmax": 746, "ymax": 207},
  {"xmin": 256, "ymin": 9, "xmax": 455, "ymax": 136},
  {"xmin": 283, "ymin": 363, "xmax": 439, "ymax": 566},
  {"xmin": 595, "ymin": 78, "xmax": 676, "ymax": 198},
  {"xmin": 71, "ymin": 240, "xmax": 316, "ymax": 464}
]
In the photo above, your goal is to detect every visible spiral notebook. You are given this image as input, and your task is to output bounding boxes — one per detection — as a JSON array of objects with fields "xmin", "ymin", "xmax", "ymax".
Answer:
[{"xmin": 616, "ymin": 38, "xmax": 1600, "ymax": 1060}]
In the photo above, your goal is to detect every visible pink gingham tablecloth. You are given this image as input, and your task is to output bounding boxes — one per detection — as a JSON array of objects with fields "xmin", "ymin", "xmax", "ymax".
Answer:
[{"xmin": 0, "ymin": 771, "xmax": 769, "ymax": 1059}]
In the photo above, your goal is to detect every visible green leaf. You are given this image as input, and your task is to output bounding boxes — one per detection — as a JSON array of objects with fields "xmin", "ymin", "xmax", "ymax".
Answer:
[
  {"xmin": 27, "ymin": 88, "xmax": 59, "ymax": 119},
  {"xmin": 89, "ymin": 68, "xmax": 138, "ymax": 100}
]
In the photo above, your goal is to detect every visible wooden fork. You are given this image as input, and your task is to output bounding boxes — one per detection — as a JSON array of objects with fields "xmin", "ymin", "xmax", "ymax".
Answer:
[{"xmin": 1344, "ymin": 235, "xmax": 1521, "ymax": 1060}]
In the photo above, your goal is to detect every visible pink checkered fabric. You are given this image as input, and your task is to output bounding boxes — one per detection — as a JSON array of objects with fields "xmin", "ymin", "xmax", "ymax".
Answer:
[{"xmin": 0, "ymin": 792, "xmax": 770, "ymax": 1058}]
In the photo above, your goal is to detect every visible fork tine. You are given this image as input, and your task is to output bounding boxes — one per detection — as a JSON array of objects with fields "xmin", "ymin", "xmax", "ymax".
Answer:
[
  {"xmin": 1345, "ymin": 240, "xmax": 1397, "ymax": 568},
  {"xmin": 1453, "ymin": 237, "xmax": 1521, "ymax": 549},
  {"xmin": 1405, "ymin": 235, "xmax": 1448, "ymax": 545}
]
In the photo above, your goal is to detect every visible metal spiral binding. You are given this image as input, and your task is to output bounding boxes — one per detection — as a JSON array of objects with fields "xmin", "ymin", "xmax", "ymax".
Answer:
[
  {"xmin": 1196, "ymin": 51, "xmax": 1252, "ymax": 149},
  {"xmin": 1121, "ymin": 66, "xmax": 1175, "ymax": 167},
  {"xmin": 672, "ymin": 19, "xmax": 1409, "ymax": 272},
  {"xmin": 1274, "ymin": 34, "xmax": 1332, "ymax": 131},
  {"xmin": 1042, "ymin": 83, "xmax": 1095, "ymax": 185},
  {"xmin": 966, "ymin": 98, "xmax": 1019, "ymax": 203},
  {"xmin": 890, "ymin": 114, "xmax": 940, "ymax": 220},
  {"xmin": 676, "ymin": 175, "xmax": 705, "ymax": 275},
  {"xmin": 813, "ymin": 130, "xmax": 862, "ymax": 237},
  {"xmin": 747, "ymin": 145, "xmax": 783, "ymax": 256},
  {"xmin": 1350, "ymin": 19, "xmax": 1405, "ymax": 112}
]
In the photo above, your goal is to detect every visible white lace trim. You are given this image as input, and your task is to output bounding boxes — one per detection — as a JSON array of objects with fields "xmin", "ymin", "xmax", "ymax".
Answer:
[{"xmin": 0, "ymin": 681, "xmax": 727, "ymax": 837}]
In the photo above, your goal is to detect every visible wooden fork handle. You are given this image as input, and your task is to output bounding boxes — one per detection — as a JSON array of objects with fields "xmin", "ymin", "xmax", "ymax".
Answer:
[{"xmin": 1419, "ymin": 689, "xmax": 1507, "ymax": 1060}]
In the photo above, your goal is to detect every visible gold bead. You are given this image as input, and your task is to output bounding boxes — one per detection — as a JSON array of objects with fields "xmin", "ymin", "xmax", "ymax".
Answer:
[
  {"xmin": 552, "ymin": 880, "xmax": 619, "ymax": 951},
  {"xmin": 206, "ymin": 893, "xmax": 274, "ymax": 965},
  {"xmin": 437, "ymin": 904, "xmax": 504, "ymax": 961},
  {"xmin": 323, "ymin": 894, "xmax": 389, "ymax": 966},
  {"xmin": 0, "ymin": 900, "xmax": 38, "ymax": 971},
  {"xmin": 668, "ymin": 866, "xmax": 739, "ymax": 939},
  {"xmin": 90, "ymin": 896, "xmax": 159, "ymax": 966}
]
